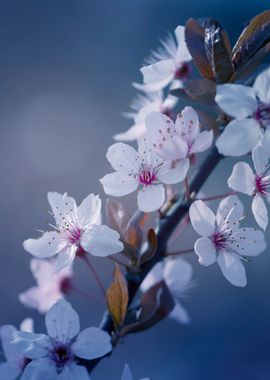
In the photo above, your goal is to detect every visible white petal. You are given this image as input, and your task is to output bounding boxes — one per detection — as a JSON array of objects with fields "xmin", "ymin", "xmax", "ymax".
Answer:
[
  {"xmin": 81, "ymin": 224, "xmax": 123, "ymax": 257},
  {"xmin": 20, "ymin": 359, "xmax": 57, "ymax": 380},
  {"xmin": 141, "ymin": 59, "xmax": 175, "ymax": 91},
  {"xmin": 163, "ymin": 258, "xmax": 192, "ymax": 296},
  {"xmin": 156, "ymin": 159, "xmax": 189, "ymax": 184},
  {"xmin": 194, "ymin": 237, "xmax": 217, "ymax": 266},
  {"xmin": 217, "ymin": 251, "xmax": 247, "ymax": 287},
  {"xmin": 55, "ymin": 246, "xmax": 76, "ymax": 272},
  {"xmin": 253, "ymin": 66, "xmax": 270, "ymax": 103},
  {"xmin": 0, "ymin": 362, "xmax": 21, "ymax": 380},
  {"xmin": 227, "ymin": 162, "xmax": 255, "ymax": 195},
  {"xmin": 189, "ymin": 200, "xmax": 216, "ymax": 236},
  {"xmin": 20, "ymin": 319, "xmax": 34, "ymax": 334},
  {"xmin": 158, "ymin": 136, "xmax": 188, "ymax": 160},
  {"xmin": 175, "ymin": 25, "xmax": 192, "ymax": 63},
  {"xmin": 100, "ymin": 172, "xmax": 138, "ymax": 197},
  {"xmin": 19, "ymin": 287, "xmax": 43, "ymax": 311},
  {"xmin": 45, "ymin": 299, "xmax": 80, "ymax": 343},
  {"xmin": 23, "ymin": 232, "xmax": 65, "ymax": 259},
  {"xmin": 232, "ymin": 226, "xmax": 266, "ymax": 256},
  {"xmin": 190, "ymin": 130, "xmax": 213, "ymax": 154},
  {"xmin": 77, "ymin": 194, "xmax": 101, "ymax": 227},
  {"xmin": 114, "ymin": 123, "xmax": 146, "ymax": 142},
  {"xmin": 252, "ymin": 194, "xmax": 268, "ymax": 231},
  {"xmin": 30, "ymin": 259, "xmax": 56, "ymax": 286},
  {"xmin": 137, "ymin": 136, "xmax": 161, "ymax": 168},
  {"xmin": 215, "ymin": 84, "xmax": 257, "ymax": 119},
  {"xmin": 137, "ymin": 184, "xmax": 165, "ymax": 212},
  {"xmin": 252, "ymin": 137, "xmax": 270, "ymax": 175},
  {"xmin": 12, "ymin": 331, "xmax": 51, "ymax": 359},
  {"xmin": 106, "ymin": 142, "xmax": 139, "ymax": 174},
  {"xmin": 47, "ymin": 192, "xmax": 77, "ymax": 229},
  {"xmin": 57, "ymin": 364, "xmax": 90, "ymax": 380},
  {"xmin": 216, "ymin": 119, "xmax": 262, "ymax": 156},
  {"xmin": 169, "ymin": 301, "xmax": 190, "ymax": 324},
  {"xmin": 121, "ymin": 364, "xmax": 133, "ymax": 380},
  {"xmin": 140, "ymin": 262, "xmax": 163, "ymax": 292},
  {"xmin": 72, "ymin": 327, "xmax": 112, "ymax": 360},
  {"xmin": 0, "ymin": 325, "xmax": 21, "ymax": 361},
  {"xmin": 216, "ymin": 195, "xmax": 244, "ymax": 226},
  {"xmin": 175, "ymin": 106, "xmax": 200, "ymax": 141}
]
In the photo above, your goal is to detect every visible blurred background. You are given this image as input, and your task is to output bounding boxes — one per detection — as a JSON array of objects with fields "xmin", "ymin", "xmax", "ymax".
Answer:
[{"xmin": 0, "ymin": 1, "xmax": 270, "ymax": 379}]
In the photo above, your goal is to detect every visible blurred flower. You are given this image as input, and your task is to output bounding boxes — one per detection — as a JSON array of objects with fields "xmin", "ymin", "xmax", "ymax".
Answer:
[
  {"xmin": 189, "ymin": 196, "xmax": 266, "ymax": 287},
  {"xmin": 0, "ymin": 318, "xmax": 33, "ymax": 380},
  {"xmin": 228, "ymin": 132, "xmax": 270, "ymax": 230},
  {"xmin": 146, "ymin": 106, "xmax": 213, "ymax": 171},
  {"xmin": 13, "ymin": 299, "xmax": 111, "ymax": 380},
  {"xmin": 215, "ymin": 67, "xmax": 270, "ymax": 156},
  {"xmin": 100, "ymin": 137, "xmax": 186, "ymax": 212},
  {"xmin": 141, "ymin": 257, "xmax": 193, "ymax": 324},
  {"xmin": 134, "ymin": 25, "xmax": 192, "ymax": 92},
  {"xmin": 114, "ymin": 91, "xmax": 177, "ymax": 142},
  {"xmin": 121, "ymin": 364, "xmax": 150, "ymax": 380},
  {"xmin": 19, "ymin": 259, "xmax": 73, "ymax": 313},
  {"xmin": 23, "ymin": 193, "xmax": 123, "ymax": 271}
]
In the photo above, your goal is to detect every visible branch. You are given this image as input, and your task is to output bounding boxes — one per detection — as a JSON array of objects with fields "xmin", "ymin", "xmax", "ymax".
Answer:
[{"xmin": 82, "ymin": 146, "xmax": 223, "ymax": 373}]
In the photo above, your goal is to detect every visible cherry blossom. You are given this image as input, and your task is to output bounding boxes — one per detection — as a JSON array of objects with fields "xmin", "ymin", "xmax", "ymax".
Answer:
[
  {"xmin": 141, "ymin": 257, "xmax": 193, "ymax": 323},
  {"xmin": 12, "ymin": 299, "xmax": 112, "ymax": 380},
  {"xmin": 23, "ymin": 193, "xmax": 123, "ymax": 271},
  {"xmin": 100, "ymin": 137, "xmax": 187, "ymax": 212},
  {"xmin": 0, "ymin": 318, "xmax": 33, "ymax": 380},
  {"xmin": 145, "ymin": 106, "xmax": 213, "ymax": 174},
  {"xmin": 189, "ymin": 196, "xmax": 266, "ymax": 287},
  {"xmin": 215, "ymin": 67, "xmax": 270, "ymax": 156},
  {"xmin": 228, "ymin": 132, "xmax": 270, "ymax": 231},
  {"xmin": 19, "ymin": 259, "xmax": 73, "ymax": 313},
  {"xmin": 121, "ymin": 364, "xmax": 150, "ymax": 380},
  {"xmin": 133, "ymin": 25, "xmax": 192, "ymax": 92},
  {"xmin": 114, "ymin": 91, "xmax": 177, "ymax": 142}
]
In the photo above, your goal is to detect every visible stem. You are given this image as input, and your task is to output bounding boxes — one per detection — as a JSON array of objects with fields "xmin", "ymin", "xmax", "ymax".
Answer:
[
  {"xmin": 81, "ymin": 146, "xmax": 223, "ymax": 374},
  {"xmin": 197, "ymin": 191, "xmax": 238, "ymax": 201},
  {"xmin": 165, "ymin": 248, "xmax": 194, "ymax": 256},
  {"xmin": 81, "ymin": 255, "xmax": 106, "ymax": 298},
  {"xmin": 184, "ymin": 176, "xmax": 191, "ymax": 199},
  {"xmin": 108, "ymin": 256, "xmax": 129, "ymax": 269}
]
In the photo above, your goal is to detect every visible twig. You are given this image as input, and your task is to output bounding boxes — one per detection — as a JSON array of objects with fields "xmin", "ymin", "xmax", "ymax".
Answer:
[
  {"xmin": 197, "ymin": 191, "xmax": 238, "ymax": 201},
  {"xmin": 81, "ymin": 255, "xmax": 106, "ymax": 298}
]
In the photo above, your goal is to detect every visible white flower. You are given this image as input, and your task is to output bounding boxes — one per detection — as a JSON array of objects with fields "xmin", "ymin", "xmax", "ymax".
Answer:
[
  {"xmin": 100, "ymin": 137, "xmax": 186, "ymax": 212},
  {"xmin": 189, "ymin": 196, "xmax": 266, "ymax": 287},
  {"xmin": 121, "ymin": 364, "xmax": 150, "ymax": 380},
  {"xmin": 228, "ymin": 132, "xmax": 270, "ymax": 230},
  {"xmin": 23, "ymin": 193, "xmax": 123, "ymax": 271},
  {"xmin": 141, "ymin": 258, "xmax": 193, "ymax": 324},
  {"xmin": 13, "ymin": 299, "xmax": 112, "ymax": 380},
  {"xmin": 114, "ymin": 91, "xmax": 177, "ymax": 142},
  {"xmin": 19, "ymin": 259, "xmax": 73, "ymax": 313},
  {"xmin": 215, "ymin": 67, "xmax": 270, "ymax": 156},
  {"xmin": 0, "ymin": 318, "xmax": 33, "ymax": 380},
  {"xmin": 145, "ymin": 106, "xmax": 213, "ymax": 173},
  {"xmin": 133, "ymin": 25, "xmax": 192, "ymax": 92}
]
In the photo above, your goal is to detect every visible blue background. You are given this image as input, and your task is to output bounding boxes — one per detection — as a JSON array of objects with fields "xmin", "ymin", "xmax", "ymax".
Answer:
[{"xmin": 0, "ymin": 1, "xmax": 270, "ymax": 379}]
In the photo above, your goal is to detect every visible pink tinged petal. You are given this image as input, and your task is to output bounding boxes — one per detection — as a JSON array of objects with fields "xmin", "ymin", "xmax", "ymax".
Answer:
[
  {"xmin": 121, "ymin": 364, "xmax": 133, "ymax": 380},
  {"xmin": 47, "ymin": 192, "xmax": 77, "ymax": 229},
  {"xmin": 175, "ymin": 25, "xmax": 192, "ymax": 63},
  {"xmin": 19, "ymin": 287, "xmax": 43, "ymax": 312},
  {"xmin": 175, "ymin": 106, "xmax": 200, "ymax": 141},
  {"xmin": 0, "ymin": 362, "xmax": 22, "ymax": 380},
  {"xmin": 156, "ymin": 159, "xmax": 189, "ymax": 184},
  {"xmin": 190, "ymin": 130, "xmax": 213, "ymax": 154},
  {"xmin": 189, "ymin": 200, "xmax": 216, "ymax": 236},
  {"xmin": 100, "ymin": 172, "xmax": 138, "ymax": 197},
  {"xmin": 217, "ymin": 251, "xmax": 247, "ymax": 287},
  {"xmin": 77, "ymin": 194, "xmax": 101, "ymax": 227},
  {"xmin": 216, "ymin": 119, "xmax": 262, "ymax": 156},
  {"xmin": 30, "ymin": 259, "xmax": 56, "ymax": 286},
  {"xmin": 12, "ymin": 331, "xmax": 52, "ymax": 359},
  {"xmin": 227, "ymin": 162, "xmax": 255, "ymax": 195},
  {"xmin": 163, "ymin": 258, "xmax": 192, "ymax": 296},
  {"xmin": 160, "ymin": 137, "xmax": 188, "ymax": 160},
  {"xmin": 55, "ymin": 246, "xmax": 77, "ymax": 272},
  {"xmin": 114, "ymin": 123, "xmax": 146, "ymax": 142},
  {"xmin": 169, "ymin": 301, "xmax": 190, "ymax": 324},
  {"xmin": 215, "ymin": 84, "xmax": 257, "ymax": 119},
  {"xmin": 233, "ymin": 226, "xmax": 266, "ymax": 256},
  {"xmin": 140, "ymin": 262, "xmax": 163, "ymax": 292},
  {"xmin": 194, "ymin": 237, "xmax": 217, "ymax": 266},
  {"xmin": 253, "ymin": 66, "xmax": 270, "ymax": 103},
  {"xmin": 137, "ymin": 136, "xmax": 161, "ymax": 168},
  {"xmin": 23, "ymin": 232, "xmax": 65, "ymax": 259},
  {"xmin": 72, "ymin": 327, "xmax": 112, "ymax": 360},
  {"xmin": 20, "ymin": 358, "xmax": 57, "ymax": 380},
  {"xmin": 140, "ymin": 59, "xmax": 175, "ymax": 91},
  {"xmin": 216, "ymin": 195, "xmax": 244, "ymax": 226},
  {"xmin": 0, "ymin": 325, "xmax": 21, "ymax": 361},
  {"xmin": 137, "ymin": 184, "xmax": 165, "ymax": 212},
  {"xmin": 252, "ymin": 194, "xmax": 268, "ymax": 231},
  {"xmin": 252, "ymin": 137, "xmax": 270, "ymax": 175},
  {"xmin": 81, "ymin": 224, "xmax": 123, "ymax": 257},
  {"xmin": 57, "ymin": 364, "xmax": 90, "ymax": 380},
  {"xmin": 45, "ymin": 299, "xmax": 80, "ymax": 343},
  {"xmin": 106, "ymin": 142, "xmax": 139, "ymax": 174}
]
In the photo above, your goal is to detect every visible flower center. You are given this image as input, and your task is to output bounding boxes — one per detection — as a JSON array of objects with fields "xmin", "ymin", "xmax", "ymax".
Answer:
[
  {"xmin": 60, "ymin": 277, "xmax": 72, "ymax": 294},
  {"xmin": 50, "ymin": 344, "xmax": 73, "ymax": 368},
  {"xmin": 139, "ymin": 170, "xmax": 157, "ymax": 185},
  {"xmin": 212, "ymin": 231, "xmax": 228, "ymax": 250},
  {"xmin": 255, "ymin": 174, "xmax": 270, "ymax": 195},
  {"xmin": 254, "ymin": 102, "xmax": 270, "ymax": 126},
  {"xmin": 68, "ymin": 227, "xmax": 82, "ymax": 245},
  {"xmin": 174, "ymin": 62, "xmax": 190, "ymax": 80}
]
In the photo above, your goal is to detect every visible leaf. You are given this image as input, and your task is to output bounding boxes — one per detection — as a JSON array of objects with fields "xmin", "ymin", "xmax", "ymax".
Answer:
[
  {"xmin": 125, "ymin": 210, "xmax": 149, "ymax": 250},
  {"xmin": 106, "ymin": 264, "xmax": 129, "ymax": 328},
  {"xmin": 120, "ymin": 281, "xmax": 175, "ymax": 336},
  {"xmin": 140, "ymin": 229, "xmax": 158, "ymax": 265},
  {"xmin": 184, "ymin": 79, "xmax": 217, "ymax": 105},
  {"xmin": 204, "ymin": 21, "xmax": 234, "ymax": 83},
  {"xmin": 106, "ymin": 199, "xmax": 130, "ymax": 240},
  {"xmin": 196, "ymin": 110, "xmax": 219, "ymax": 135},
  {"xmin": 185, "ymin": 18, "xmax": 215, "ymax": 80},
  {"xmin": 232, "ymin": 11, "xmax": 270, "ymax": 70}
]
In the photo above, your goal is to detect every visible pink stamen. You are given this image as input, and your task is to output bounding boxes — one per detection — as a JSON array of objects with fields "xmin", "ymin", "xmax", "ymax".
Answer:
[
  {"xmin": 255, "ymin": 175, "xmax": 270, "ymax": 195},
  {"xmin": 212, "ymin": 231, "xmax": 228, "ymax": 250},
  {"xmin": 174, "ymin": 62, "xmax": 191, "ymax": 80},
  {"xmin": 139, "ymin": 171, "xmax": 157, "ymax": 185},
  {"xmin": 68, "ymin": 228, "xmax": 82, "ymax": 244}
]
